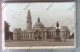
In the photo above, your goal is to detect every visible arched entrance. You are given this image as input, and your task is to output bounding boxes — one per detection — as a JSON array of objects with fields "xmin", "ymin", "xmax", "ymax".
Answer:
[{"xmin": 34, "ymin": 30, "xmax": 42, "ymax": 40}]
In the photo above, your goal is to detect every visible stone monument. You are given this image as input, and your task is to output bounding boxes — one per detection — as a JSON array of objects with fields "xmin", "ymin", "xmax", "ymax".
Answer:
[{"xmin": 55, "ymin": 21, "xmax": 61, "ymax": 41}]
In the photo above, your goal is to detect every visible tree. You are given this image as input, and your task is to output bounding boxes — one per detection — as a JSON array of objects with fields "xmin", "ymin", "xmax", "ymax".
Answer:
[{"xmin": 5, "ymin": 21, "xmax": 13, "ymax": 40}]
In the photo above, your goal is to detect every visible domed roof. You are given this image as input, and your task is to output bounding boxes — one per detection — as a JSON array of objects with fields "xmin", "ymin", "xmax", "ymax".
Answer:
[
  {"xmin": 34, "ymin": 22, "xmax": 44, "ymax": 27},
  {"xmin": 33, "ymin": 17, "xmax": 44, "ymax": 29}
]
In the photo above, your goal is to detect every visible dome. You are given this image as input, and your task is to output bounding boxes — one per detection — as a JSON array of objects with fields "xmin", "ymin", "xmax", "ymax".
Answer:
[
  {"xmin": 33, "ymin": 17, "xmax": 44, "ymax": 30},
  {"xmin": 34, "ymin": 22, "xmax": 44, "ymax": 27}
]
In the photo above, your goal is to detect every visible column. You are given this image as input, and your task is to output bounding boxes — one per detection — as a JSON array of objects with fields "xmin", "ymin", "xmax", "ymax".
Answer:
[
  {"xmin": 29, "ymin": 33, "xmax": 31, "ymax": 40},
  {"xmin": 54, "ymin": 32, "xmax": 56, "ymax": 38},
  {"xmin": 53, "ymin": 32, "xmax": 54, "ymax": 38},
  {"xmin": 23, "ymin": 33, "xmax": 24, "ymax": 39},
  {"xmin": 64, "ymin": 32, "xmax": 66, "ymax": 38},
  {"xmin": 27, "ymin": 33, "xmax": 28, "ymax": 40},
  {"xmin": 21, "ymin": 33, "xmax": 23, "ymax": 40},
  {"xmin": 42, "ymin": 32, "xmax": 44, "ymax": 40},
  {"xmin": 23, "ymin": 33, "xmax": 25, "ymax": 40},
  {"xmin": 26, "ymin": 33, "xmax": 27, "ymax": 39},
  {"xmin": 45, "ymin": 31, "xmax": 47, "ymax": 39},
  {"xmin": 32, "ymin": 32, "xmax": 34, "ymax": 40},
  {"xmin": 30, "ymin": 32, "xmax": 32, "ymax": 40},
  {"xmin": 13, "ymin": 33, "xmax": 17, "ymax": 40},
  {"xmin": 24, "ymin": 33, "xmax": 25, "ymax": 40}
]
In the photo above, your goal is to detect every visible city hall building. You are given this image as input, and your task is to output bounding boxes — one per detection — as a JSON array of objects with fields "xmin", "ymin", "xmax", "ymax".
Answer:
[{"xmin": 13, "ymin": 10, "xmax": 70, "ymax": 41}]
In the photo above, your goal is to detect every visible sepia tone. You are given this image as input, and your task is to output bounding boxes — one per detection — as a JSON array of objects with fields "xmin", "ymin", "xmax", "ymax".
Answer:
[
  {"xmin": 5, "ymin": 9, "xmax": 74, "ymax": 47},
  {"xmin": 13, "ymin": 10, "xmax": 70, "ymax": 41},
  {"xmin": 3, "ymin": 2, "xmax": 76, "ymax": 49}
]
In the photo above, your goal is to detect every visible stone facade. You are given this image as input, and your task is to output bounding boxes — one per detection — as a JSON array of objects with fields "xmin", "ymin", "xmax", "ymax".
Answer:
[{"xmin": 13, "ymin": 10, "xmax": 70, "ymax": 41}]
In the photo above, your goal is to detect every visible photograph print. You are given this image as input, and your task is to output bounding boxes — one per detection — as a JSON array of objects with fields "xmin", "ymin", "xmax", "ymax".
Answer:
[{"xmin": 2, "ymin": 2, "xmax": 76, "ymax": 49}]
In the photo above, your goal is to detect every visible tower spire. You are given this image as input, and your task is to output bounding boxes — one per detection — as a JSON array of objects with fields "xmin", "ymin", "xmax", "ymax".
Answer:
[
  {"xmin": 27, "ymin": 9, "xmax": 32, "ymax": 30},
  {"xmin": 28, "ymin": 9, "xmax": 30, "ymax": 15},
  {"xmin": 38, "ymin": 17, "xmax": 40, "ymax": 22}
]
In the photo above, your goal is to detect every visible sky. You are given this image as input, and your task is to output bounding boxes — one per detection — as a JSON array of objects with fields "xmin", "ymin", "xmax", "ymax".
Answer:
[{"xmin": 3, "ymin": 2, "xmax": 76, "ymax": 34}]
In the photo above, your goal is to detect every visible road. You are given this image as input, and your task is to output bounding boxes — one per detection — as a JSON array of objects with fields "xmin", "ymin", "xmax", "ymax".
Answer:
[{"xmin": 5, "ymin": 39, "xmax": 74, "ymax": 47}]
